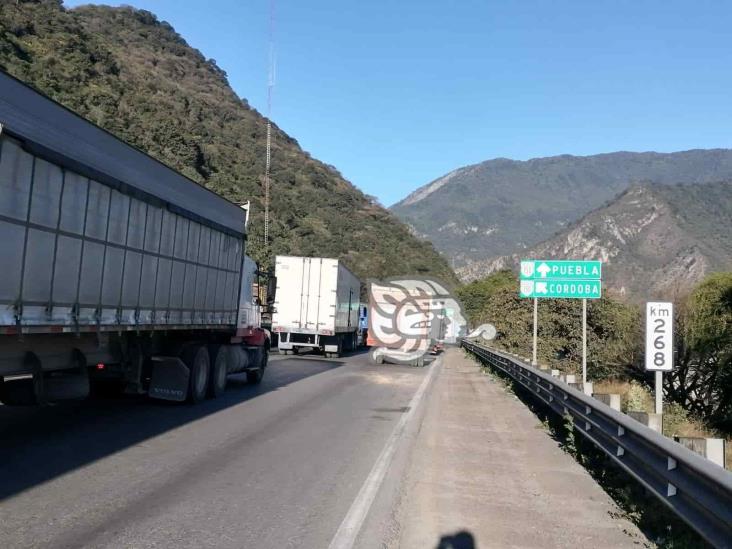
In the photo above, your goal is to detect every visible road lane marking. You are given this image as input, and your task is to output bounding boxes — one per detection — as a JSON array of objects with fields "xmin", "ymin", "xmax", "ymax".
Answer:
[{"xmin": 328, "ymin": 357, "xmax": 441, "ymax": 549}]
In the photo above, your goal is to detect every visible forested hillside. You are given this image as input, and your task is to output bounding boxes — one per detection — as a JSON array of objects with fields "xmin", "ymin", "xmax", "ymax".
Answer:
[{"xmin": 0, "ymin": 0, "xmax": 456, "ymax": 283}]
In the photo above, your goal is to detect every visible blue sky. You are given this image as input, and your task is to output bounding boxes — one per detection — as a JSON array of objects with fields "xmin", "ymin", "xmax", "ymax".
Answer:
[{"xmin": 64, "ymin": 1, "xmax": 732, "ymax": 205}]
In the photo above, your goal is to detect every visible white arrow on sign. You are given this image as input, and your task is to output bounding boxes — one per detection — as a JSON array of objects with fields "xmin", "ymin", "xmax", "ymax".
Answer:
[
  {"xmin": 535, "ymin": 282, "xmax": 548, "ymax": 294},
  {"xmin": 537, "ymin": 263, "xmax": 551, "ymax": 278}
]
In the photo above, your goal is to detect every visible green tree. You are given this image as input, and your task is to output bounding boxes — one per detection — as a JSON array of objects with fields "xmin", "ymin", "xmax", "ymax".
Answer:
[
  {"xmin": 458, "ymin": 271, "xmax": 640, "ymax": 377},
  {"xmin": 668, "ymin": 272, "xmax": 732, "ymax": 429},
  {"xmin": 456, "ymin": 270, "xmax": 515, "ymax": 324}
]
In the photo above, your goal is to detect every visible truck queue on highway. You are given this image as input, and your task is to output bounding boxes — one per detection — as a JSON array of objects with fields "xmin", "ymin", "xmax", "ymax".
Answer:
[{"xmin": 0, "ymin": 70, "xmax": 453, "ymax": 408}]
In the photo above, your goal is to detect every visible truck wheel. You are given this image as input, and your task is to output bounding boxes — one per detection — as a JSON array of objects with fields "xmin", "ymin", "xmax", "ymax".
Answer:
[
  {"xmin": 182, "ymin": 345, "xmax": 209, "ymax": 404},
  {"xmin": 246, "ymin": 347, "xmax": 267, "ymax": 384},
  {"xmin": 207, "ymin": 345, "xmax": 229, "ymax": 398},
  {"xmin": 247, "ymin": 369, "xmax": 262, "ymax": 384}
]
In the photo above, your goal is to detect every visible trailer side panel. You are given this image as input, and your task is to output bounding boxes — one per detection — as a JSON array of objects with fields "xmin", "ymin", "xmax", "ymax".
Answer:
[{"xmin": 0, "ymin": 133, "xmax": 243, "ymax": 330}]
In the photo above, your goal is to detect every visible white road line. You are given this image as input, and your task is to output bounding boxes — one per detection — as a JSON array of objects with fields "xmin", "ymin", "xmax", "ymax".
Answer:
[{"xmin": 328, "ymin": 357, "xmax": 441, "ymax": 549}]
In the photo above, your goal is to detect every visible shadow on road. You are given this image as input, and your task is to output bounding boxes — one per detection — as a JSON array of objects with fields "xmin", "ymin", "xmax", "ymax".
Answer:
[
  {"xmin": 273, "ymin": 347, "xmax": 372, "ymax": 359},
  {"xmin": 436, "ymin": 530, "xmax": 475, "ymax": 549},
  {"xmin": 0, "ymin": 354, "xmax": 345, "ymax": 500}
]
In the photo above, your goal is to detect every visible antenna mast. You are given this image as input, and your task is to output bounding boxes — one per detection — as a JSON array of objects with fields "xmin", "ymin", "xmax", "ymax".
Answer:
[{"xmin": 264, "ymin": 0, "xmax": 275, "ymax": 249}]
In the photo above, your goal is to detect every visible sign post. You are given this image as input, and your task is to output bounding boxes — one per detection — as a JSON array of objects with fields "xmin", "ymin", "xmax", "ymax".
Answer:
[
  {"xmin": 582, "ymin": 298, "xmax": 587, "ymax": 385},
  {"xmin": 520, "ymin": 260, "xmax": 602, "ymax": 383},
  {"xmin": 645, "ymin": 302, "xmax": 674, "ymax": 415},
  {"xmin": 532, "ymin": 298, "xmax": 538, "ymax": 366}
]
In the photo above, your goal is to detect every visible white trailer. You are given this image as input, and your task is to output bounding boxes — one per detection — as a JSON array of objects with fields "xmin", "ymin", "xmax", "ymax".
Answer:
[
  {"xmin": 272, "ymin": 256, "xmax": 361, "ymax": 357},
  {"xmin": 0, "ymin": 71, "xmax": 273, "ymax": 406}
]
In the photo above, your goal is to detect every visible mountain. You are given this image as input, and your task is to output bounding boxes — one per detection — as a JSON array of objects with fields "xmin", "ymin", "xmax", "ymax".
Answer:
[
  {"xmin": 391, "ymin": 150, "xmax": 732, "ymax": 277},
  {"xmin": 461, "ymin": 182, "xmax": 732, "ymax": 300},
  {"xmin": 0, "ymin": 1, "xmax": 457, "ymax": 284}
]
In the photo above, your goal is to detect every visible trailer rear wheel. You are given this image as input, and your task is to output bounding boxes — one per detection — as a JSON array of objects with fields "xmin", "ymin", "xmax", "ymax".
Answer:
[
  {"xmin": 207, "ymin": 345, "xmax": 229, "ymax": 398},
  {"xmin": 246, "ymin": 347, "xmax": 267, "ymax": 384},
  {"xmin": 182, "ymin": 345, "xmax": 209, "ymax": 404}
]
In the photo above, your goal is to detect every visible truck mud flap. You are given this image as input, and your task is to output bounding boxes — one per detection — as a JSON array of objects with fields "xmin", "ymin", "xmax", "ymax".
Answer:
[
  {"xmin": 0, "ymin": 376, "xmax": 39, "ymax": 405},
  {"xmin": 149, "ymin": 357, "xmax": 189, "ymax": 402}
]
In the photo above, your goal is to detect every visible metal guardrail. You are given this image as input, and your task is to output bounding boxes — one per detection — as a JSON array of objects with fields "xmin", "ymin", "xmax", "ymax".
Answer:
[{"xmin": 461, "ymin": 339, "xmax": 732, "ymax": 548}]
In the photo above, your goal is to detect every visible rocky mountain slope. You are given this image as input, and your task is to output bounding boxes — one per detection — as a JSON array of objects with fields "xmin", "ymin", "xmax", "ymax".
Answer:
[
  {"xmin": 0, "ymin": 0, "xmax": 456, "ymax": 283},
  {"xmin": 461, "ymin": 182, "xmax": 732, "ymax": 300},
  {"xmin": 391, "ymin": 150, "xmax": 732, "ymax": 275}
]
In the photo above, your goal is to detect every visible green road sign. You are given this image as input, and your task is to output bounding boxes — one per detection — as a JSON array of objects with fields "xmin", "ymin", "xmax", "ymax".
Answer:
[
  {"xmin": 519, "ymin": 279, "xmax": 602, "ymax": 299},
  {"xmin": 520, "ymin": 260, "xmax": 602, "ymax": 281}
]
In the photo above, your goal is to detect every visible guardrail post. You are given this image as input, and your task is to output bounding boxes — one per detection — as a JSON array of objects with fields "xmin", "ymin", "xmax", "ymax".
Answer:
[
  {"xmin": 674, "ymin": 437, "xmax": 726, "ymax": 469},
  {"xmin": 593, "ymin": 393, "xmax": 621, "ymax": 411},
  {"xmin": 628, "ymin": 411, "xmax": 663, "ymax": 433},
  {"xmin": 582, "ymin": 381, "xmax": 593, "ymax": 396}
]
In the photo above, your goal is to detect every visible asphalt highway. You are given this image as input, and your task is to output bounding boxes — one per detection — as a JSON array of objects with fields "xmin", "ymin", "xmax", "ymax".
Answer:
[{"xmin": 0, "ymin": 350, "xmax": 431, "ymax": 548}]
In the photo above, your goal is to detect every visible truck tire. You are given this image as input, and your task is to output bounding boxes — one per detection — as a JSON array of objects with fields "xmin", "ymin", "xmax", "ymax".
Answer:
[
  {"xmin": 182, "ymin": 345, "xmax": 209, "ymax": 404},
  {"xmin": 246, "ymin": 346, "xmax": 268, "ymax": 384},
  {"xmin": 207, "ymin": 345, "xmax": 229, "ymax": 398},
  {"xmin": 247, "ymin": 369, "xmax": 262, "ymax": 384}
]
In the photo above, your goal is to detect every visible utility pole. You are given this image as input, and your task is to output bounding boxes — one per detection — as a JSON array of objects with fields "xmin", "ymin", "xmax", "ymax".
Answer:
[{"xmin": 263, "ymin": 0, "xmax": 276, "ymax": 250}]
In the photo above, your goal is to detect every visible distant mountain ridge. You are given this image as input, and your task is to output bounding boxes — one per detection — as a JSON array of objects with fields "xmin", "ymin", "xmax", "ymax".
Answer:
[
  {"xmin": 391, "ymin": 149, "xmax": 732, "ymax": 277},
  {"xmin": 459, "ymin": 181, "xmax": 732, "ymax": 300}
]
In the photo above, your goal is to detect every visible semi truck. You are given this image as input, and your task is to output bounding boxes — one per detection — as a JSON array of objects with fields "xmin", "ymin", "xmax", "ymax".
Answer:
[
  {"xmin": 0, "ymin": 70, "xmax": 273, "ymax": 405},
  {"xmin": 272, "ymin": 256, "xmax": 361, "ymax": 358}
]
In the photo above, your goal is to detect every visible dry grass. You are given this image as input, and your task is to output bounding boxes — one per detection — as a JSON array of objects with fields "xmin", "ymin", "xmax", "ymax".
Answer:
[
  {"xmin": 592, "ymin": 379, "xmax": 653, "ymax": 413},
  {"xmin": 591, "ymin": 379, "xmax": 730, "ymax": 470}
]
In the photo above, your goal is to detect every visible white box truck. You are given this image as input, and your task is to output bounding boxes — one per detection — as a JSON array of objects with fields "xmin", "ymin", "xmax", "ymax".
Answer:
[{"xmin": 272, "ymin": 256, "xmax": 361, "ymax": 358}]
